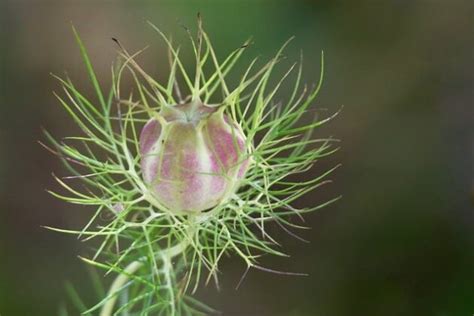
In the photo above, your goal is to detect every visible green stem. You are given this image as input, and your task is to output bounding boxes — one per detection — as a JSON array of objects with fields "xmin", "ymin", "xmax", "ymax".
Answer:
[
  {"xmin": 99, "ymin": 229, "xmax": 193, "ymax": 316},
  {"xmin": 99, "ymin": 261, "xmax": 142, "ymax": 316}
]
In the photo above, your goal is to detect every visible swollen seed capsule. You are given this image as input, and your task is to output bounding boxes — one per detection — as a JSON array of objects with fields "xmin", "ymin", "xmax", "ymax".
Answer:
[{"xmin": 139, "ymin": 100, "xmax": 249, "ymax": 213}]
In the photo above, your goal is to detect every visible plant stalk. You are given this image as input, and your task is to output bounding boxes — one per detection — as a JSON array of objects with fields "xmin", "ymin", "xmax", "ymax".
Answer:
[{"xmin": 99, "ymin": 235, "xmax": 192, "ymax": 316}]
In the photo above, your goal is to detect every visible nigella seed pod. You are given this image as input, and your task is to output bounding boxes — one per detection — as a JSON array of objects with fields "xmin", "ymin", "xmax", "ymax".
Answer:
[
  {"xmin": 140, "ymin": 100, "xmax": 249, "ymax": 213},
  {"xmin": 48, "ymin": 21, "xmax": 337, "ymax": 316}
]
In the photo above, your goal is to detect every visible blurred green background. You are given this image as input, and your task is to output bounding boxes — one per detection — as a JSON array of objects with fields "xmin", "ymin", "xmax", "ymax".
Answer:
[{"xmin": 1, "ymin": 1, "xmax": 473, "ymax": 315}]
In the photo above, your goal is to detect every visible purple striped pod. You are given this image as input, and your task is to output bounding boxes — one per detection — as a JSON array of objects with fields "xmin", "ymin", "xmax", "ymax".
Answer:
[{"xmin": 139, "ymin": 100, "xmax": 250, "ymax": 213}]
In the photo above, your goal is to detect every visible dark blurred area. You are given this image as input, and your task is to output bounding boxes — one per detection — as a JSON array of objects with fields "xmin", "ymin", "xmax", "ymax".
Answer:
[{"xmin": 1, "ymin": 1, "xmax": 473, "ymax": 315}]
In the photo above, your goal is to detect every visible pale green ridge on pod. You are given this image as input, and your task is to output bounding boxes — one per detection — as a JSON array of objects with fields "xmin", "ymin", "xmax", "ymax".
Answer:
[{"xmin": 140, "ymin": 100, "xmax": 249, "ymax": 213}]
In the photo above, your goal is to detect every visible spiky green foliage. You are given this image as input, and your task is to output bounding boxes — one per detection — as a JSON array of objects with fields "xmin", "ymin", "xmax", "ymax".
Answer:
[{"xmin": 45, "ymin": 19, "xmax": 339, "ymax": 316}]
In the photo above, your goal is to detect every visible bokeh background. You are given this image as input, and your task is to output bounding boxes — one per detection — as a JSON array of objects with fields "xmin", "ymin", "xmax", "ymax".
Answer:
[{"xmin": 1, "ymin": 1, "xmax": 473, "ymax": 315}]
